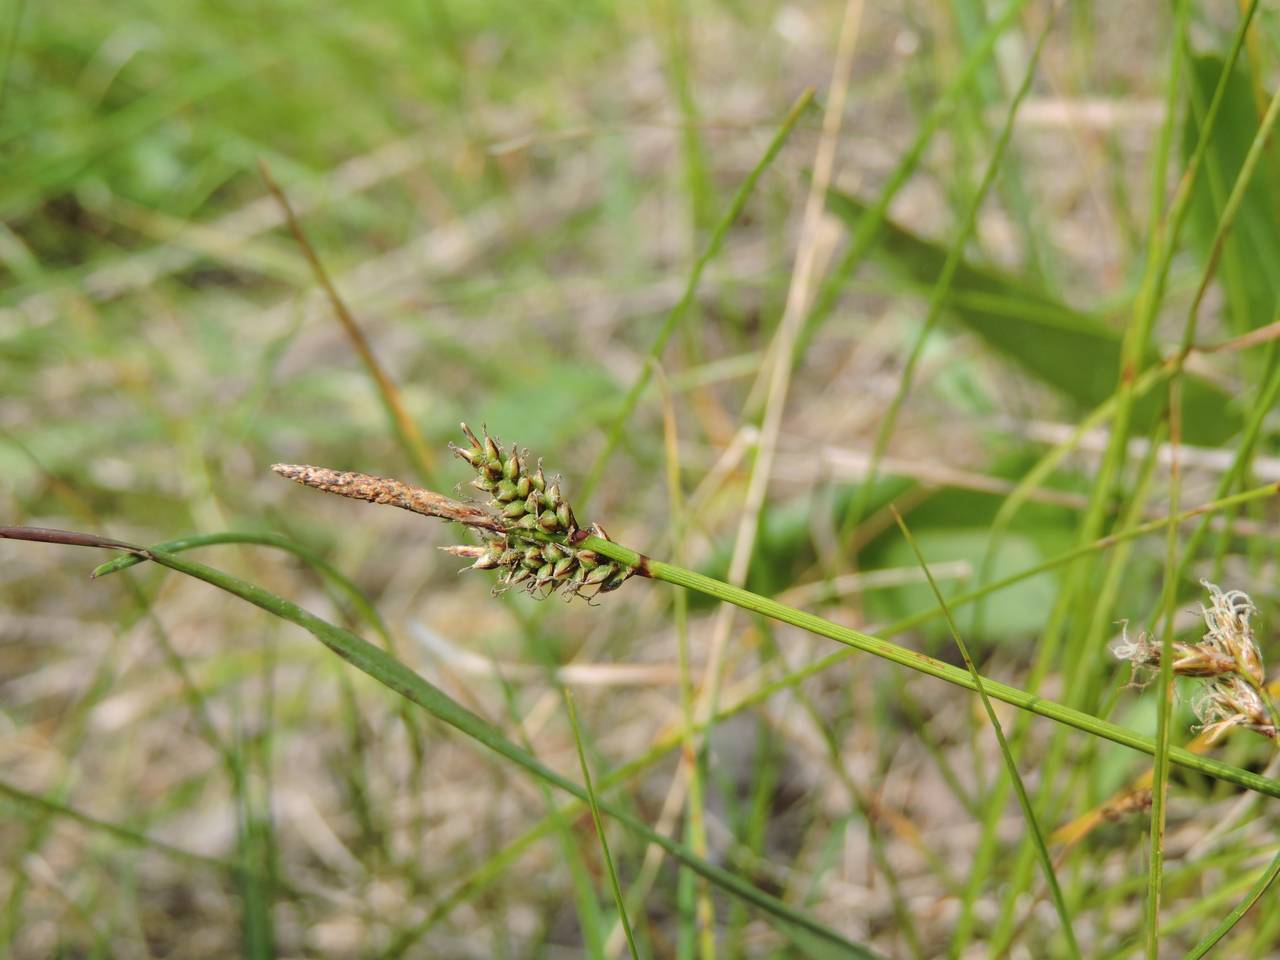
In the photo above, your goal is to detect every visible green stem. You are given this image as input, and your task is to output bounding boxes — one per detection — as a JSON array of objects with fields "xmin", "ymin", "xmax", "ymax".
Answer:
[
  {"xmin": 565, "ymin": 689, "xmax": 641, "ymax": 960},
  {"xmin": 560, "ymin": 510, "xmax": 1280, "ymax": 801},
  {"xmin": 893, "ymin": 509, "xmax": 1080, "ymax": 959},
  {"xmin": 580, "ymin": 87, "xmax": 814, "ymax": 506},
  {"xmin": 1183, "ymin": 846, "xmax": 1280, "ymax": 959}
]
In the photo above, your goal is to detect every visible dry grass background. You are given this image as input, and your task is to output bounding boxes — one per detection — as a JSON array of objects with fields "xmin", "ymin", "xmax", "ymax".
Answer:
[{"xmin": 3, "ymin": 1, "xmax": 1280, "ymax": 957}]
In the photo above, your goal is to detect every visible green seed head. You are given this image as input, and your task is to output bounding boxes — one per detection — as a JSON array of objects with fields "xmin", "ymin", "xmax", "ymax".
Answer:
[
  {"xmin": 584, "ymin": 563, "xmax": 614, "ymax": 585},
  {"xmin": 556, "ymin": 502, "xmax": 574, "ymax": 531},
  {"xmin": 445, "ymin": 425, "xmax": 634, "ymax": 602},
  {"xmin": 503, "ymin": 450, "xmax": 521, "ymax": 481}
]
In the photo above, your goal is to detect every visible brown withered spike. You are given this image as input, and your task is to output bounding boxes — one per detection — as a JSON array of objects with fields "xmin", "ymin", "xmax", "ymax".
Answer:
[{"xmin": 272, "ymin": 464, "xmax": 504, "ymax": 533}]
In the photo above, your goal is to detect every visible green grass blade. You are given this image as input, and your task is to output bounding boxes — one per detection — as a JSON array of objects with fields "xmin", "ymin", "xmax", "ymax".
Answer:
[
  {"xmin": 565, "ymin": 689, "xmax": 641, "ymax": 960},
  {"xmin": 259, "ymin": 159, "xmax": 437, "ymax": 484},
  {"xmin": 580, "ymin": 87, "xmax": 814, "ymax": 505},
  {"xmin": 1182, "ymin": 62, "xmax": 1280, "ymax": 344},
  {"xmin": 892, "ymin": 509, "xmax": 1080, "ymax": 959},
  {"xmin": 794, "ymin": 0, "xmax": 1030, "ymax": 359},
  {"xmin": 0, "ymin": 776, "xmax": 268, "ymax": 884},
  {"xmin": 655, "ymin": 364, "xmax": 713, "ymax": 957},
  {"xmin": 91, "ymin": 530, "xmax": 395, "ymax": 646},
  {"xmin": 488, "ymin": 644, "xmax": 610, "ymax": 957},
  {"xmin": 839, "ymin": 8, "xmax": 1053, "ymax": 543},
  {"xmin": 1181, "ymin": 5, "xmax": 1276, "ymax": 336},
  {"xmin": 821, "ymin": 187, "xmax": 1239, "ymax": 445},
  {"xmin": 67, "ymin": 534, "xmax": 883, "ymax": 957},
  {"xmin": 1146, "ymin": 386, "xmax": 1183, "ymax": 959},
  {"xmin": 379, "ymin": 820, "xmax": 557, "ymax": 958},
  {"xmin": 1099, "ymin": 0, "xmax": 1243, "ymax": 520},
  {"xmin": 1183, "ymin": 846, "xmax": 1280, "ymax": 959}
]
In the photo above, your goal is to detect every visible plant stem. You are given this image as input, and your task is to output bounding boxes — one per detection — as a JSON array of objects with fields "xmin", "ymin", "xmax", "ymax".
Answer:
[{"xmin": 557, "ymin": 523, "xmax": 1280, "ymax": 801}]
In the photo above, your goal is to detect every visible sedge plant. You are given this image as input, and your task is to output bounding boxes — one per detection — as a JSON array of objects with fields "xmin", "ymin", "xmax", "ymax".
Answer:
[{"xmin": 5, "ymin": 425, "xmax": 1280, "ymax": 954}]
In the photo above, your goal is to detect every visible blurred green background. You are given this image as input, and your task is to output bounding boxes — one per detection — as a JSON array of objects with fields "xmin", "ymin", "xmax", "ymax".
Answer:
[{"xmin": 4, "ymin": 1, "xmax": 1280, "ymax": 957}]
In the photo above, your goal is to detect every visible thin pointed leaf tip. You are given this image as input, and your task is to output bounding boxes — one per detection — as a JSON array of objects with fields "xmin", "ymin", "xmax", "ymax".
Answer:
[{"xmin": 272, "ymin": 424, "xmax": 636, "ymax": 601}]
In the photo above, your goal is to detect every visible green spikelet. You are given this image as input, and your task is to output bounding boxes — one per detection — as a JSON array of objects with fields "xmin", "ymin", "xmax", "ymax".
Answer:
[{"xmin": 446, "ymin": 424, "xmax": 635, "ymax": 600}]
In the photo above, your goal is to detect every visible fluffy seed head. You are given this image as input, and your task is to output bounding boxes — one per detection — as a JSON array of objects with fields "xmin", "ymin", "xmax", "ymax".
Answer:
[{"xmin": 1116, "ymin": 583, "xmax": 1272, "ymax": 742}]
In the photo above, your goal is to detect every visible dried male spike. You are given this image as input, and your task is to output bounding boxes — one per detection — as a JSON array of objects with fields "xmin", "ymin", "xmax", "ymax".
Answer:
[{"xmin": 273, "ymin": 464, "xmax": 504, "ymax": 534}]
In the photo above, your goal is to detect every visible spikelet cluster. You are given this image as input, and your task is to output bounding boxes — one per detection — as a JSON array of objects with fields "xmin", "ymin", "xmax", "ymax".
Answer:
[
  {"xmin": 445, "ymin": 424, "xmax": 634, "ymax": 600},
  {"xmin": 1113, "ymin": 581, "xmax": 1274, "ymax": 742}
]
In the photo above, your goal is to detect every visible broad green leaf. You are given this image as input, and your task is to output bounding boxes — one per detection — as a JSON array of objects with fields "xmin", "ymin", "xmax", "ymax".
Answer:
[
  {"xmin": 697, "ymin": 477, "xmax": 913, "ymax": 600},
  {"xmin": 874, "ymin": 528, "xmax": 1058, "ymax": 645},
  {"xmin": 823, "ymin": 187, "xmax": 1241, "ymax": 445},
  {"xmin": 1183, "ymin": 54, "xmax": 1280, "ymax": 334}
]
